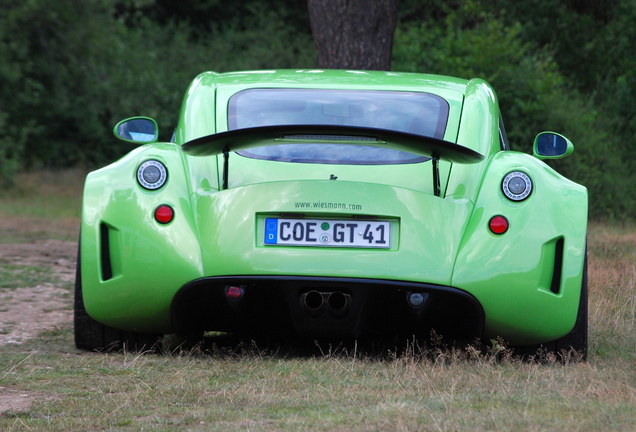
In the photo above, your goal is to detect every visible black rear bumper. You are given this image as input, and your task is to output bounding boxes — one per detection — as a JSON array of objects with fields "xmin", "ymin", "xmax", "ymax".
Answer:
[{"xmin": 171, "ymin": 276, "xmax": 484, "ymax": 340}]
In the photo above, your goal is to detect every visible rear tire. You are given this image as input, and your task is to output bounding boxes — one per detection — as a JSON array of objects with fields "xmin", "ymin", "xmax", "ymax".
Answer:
[{"xmin": 74, "ymin": 243, "xmax": 161, "ymax": 352}]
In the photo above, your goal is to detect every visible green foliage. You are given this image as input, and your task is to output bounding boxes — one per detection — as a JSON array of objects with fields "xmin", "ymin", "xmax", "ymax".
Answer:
[
  {"xmin": 1, "ymin": 0, "xmax": 635, "ymax": 219},
  {"xmin": 477, "ymin": 0, "xmax": 636, "ymax": 219},
  {"xmin": 0, "ymin": 113, "xmax": 22, "ymax": 186},
  {"xmin": 0, "ymin": 0, "xmax": 316, "ymax": 173},
  {"xmin": 393, "ymin": 0, "xmax": 634, "ymax": 219}
]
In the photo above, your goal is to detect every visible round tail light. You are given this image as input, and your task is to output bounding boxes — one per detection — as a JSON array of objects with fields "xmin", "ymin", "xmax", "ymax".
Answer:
[
  {"xmin": 138, "ymin": 160, "xmax": 167, "ymax": 190},
  {"xmin": 502, "ymin": 171, "xmax": 532, "ymax": 201},
  {"xmin": 489, "ymin": 215, "xmax": 509, "ymax": 235},
  {"xmin": 226, "ymin": 286, "xmax": 245, "ymax": 301},
  {"xmin": 154, "ymin": 205, "xmax": 174, "ymax": 224}
]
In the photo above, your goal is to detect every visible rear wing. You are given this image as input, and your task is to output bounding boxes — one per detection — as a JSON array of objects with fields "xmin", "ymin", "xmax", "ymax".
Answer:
[{"xmin": 182, "ymin": 125, "xmax": 484, "ymax": 196}]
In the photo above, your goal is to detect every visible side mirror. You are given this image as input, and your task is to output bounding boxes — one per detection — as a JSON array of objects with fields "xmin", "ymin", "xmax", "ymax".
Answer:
[
  {"xmin": 114, "ymin": 117, "xmax": 159, "ymax": 144},
  {"xmin": 533, "ymin": 132, "xmax": 574, "ymax": 160}
]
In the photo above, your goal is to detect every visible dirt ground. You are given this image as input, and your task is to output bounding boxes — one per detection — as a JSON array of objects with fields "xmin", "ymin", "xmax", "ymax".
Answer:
[
  {"xmin": 0, "ymin": 240, "xmax": 76, "ymax": 412},
  {"xmin": 0, "ymin": 240, "xmax": 76, "ymax": 345}
]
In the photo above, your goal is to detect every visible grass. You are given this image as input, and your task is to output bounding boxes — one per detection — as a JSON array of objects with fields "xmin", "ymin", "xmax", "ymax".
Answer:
[
  {"xmin": 0, "ymin": 332, "xmax": 634, "ymax": 431},
  {"xmin": 0, "ymin": 262, "xmax": 55, "ymax": 290},
  {"xmin": 587, "ymin": 224, "xmax": 636, "ymax": 360},
  {"xmin": 0, "ymin": 169, "xmax": 85, "ymax": 243},
  {"xmin": 0, "ymin": 169, "xmax": 635, "ymax": 431}
]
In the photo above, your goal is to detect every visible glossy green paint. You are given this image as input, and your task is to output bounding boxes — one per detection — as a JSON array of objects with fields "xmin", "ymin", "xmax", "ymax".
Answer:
[
  {"xmin": 192, "ymin": 180, "xmax": 472, "ymax": 282},
  {"xmin": 81, "ymin": 70, "xmax": 587, "ymax": 344},
  {"xmin": 452, "ymin": 152, "xmax": 587, "ymax": 344},
  {"xmin": 81, "ymin": 144, "xmax": 203, "ymax": 333}
]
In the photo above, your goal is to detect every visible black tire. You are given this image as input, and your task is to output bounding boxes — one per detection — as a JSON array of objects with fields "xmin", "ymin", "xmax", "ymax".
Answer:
[
  {"xmin": 515, "ymin": 249, "xmax": 588, "ymax": 361},
  {"xmin": 74, "ymin": 243, "xmax": 161, "ymax": 352}
]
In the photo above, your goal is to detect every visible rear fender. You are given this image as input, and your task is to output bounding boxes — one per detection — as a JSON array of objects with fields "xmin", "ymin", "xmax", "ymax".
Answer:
[
  {"xmin": 452, "ymin": 151, "xmax": 588, "ymax": 344},
  {"xmin": 80, "ymin": 144, "xmax": 203, "ymax": 333}
]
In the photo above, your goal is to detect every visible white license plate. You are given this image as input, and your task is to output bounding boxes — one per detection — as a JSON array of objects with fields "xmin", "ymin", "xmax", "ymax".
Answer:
[{"xmin": 264, "ymin": 218, "xmax": 391, "ymax": 248}]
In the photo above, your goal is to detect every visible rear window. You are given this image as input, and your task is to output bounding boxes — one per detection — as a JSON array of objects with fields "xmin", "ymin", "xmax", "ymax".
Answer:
[{"xmin": 228, "ymin": 88, "xmax": 449, "ymax": 165}]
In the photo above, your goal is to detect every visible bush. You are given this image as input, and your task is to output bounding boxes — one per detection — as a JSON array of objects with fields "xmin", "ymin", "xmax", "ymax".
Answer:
[
  {"xmin": 392, "ymin": 0, "xmax": 631, "ymax": 219},
  {"xmin": 0, "ymin": 0, "xmax": 316, "ymax": 170}
]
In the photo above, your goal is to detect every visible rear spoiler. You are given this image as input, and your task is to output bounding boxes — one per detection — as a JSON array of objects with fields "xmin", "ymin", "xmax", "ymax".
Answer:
[{"xmin": 182, "ymin": 125, "xmax": 484, "ymax": 196}]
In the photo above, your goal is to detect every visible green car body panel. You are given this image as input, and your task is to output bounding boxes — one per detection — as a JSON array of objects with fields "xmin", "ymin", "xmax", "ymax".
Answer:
[{"xmin": 78, "ymin": 70, "xmax": 587, "ymax": 348}]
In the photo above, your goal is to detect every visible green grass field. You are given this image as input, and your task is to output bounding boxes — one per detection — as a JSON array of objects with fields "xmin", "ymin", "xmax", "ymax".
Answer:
[{"xmin": 0, "ymin": 170, "xmax": 634, "ymax": 431}]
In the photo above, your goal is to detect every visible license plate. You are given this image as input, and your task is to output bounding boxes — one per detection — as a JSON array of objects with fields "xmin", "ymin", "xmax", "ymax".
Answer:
[{"xmin": 264, "ymin": 218, "xmax": 391, "ymax": 248}]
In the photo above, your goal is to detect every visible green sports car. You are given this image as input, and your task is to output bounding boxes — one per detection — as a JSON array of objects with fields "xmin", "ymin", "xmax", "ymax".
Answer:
[{"xmin": 74, "ymin": 70, "xmax": 588, "ymax": 356}]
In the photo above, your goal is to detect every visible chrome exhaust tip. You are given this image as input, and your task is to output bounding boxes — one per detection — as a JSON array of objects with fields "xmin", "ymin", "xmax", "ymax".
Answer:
[
  {"xmin": 327, "ymin": 291, "xmax": 350, "ymax": 318},
  {"xmin": 301, "ymin": 290, "xmax": 325, "ymax": 317},
  {"xmin": 300, "ymin": 290, "xmax": 351, "ymax": 318}
]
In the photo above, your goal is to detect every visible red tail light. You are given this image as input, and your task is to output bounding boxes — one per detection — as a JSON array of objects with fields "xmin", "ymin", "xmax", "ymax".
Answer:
[
  {"xmin": 489, "ymin": 215, "xmax": 509, "ymax": 235},
  {"xmin": 154, "ymin": 205, "xmax": 174, "ymax": 224}
]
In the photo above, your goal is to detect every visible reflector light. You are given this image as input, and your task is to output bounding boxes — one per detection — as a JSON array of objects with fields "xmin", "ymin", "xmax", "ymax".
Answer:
[
  {"xmin": 226, "ymin": 285, "xmax": 244, "ymax": 301},
  {"xmin": 489, "ymin": 215, "xmax": 509, "ymax": 234},
  {"xmin": 154, "ymin": 205, "xmax": 174, "ymax": 224},
  {"xmin": 408, "ymin": 292, "xmax": 426, "ymax": 307}
]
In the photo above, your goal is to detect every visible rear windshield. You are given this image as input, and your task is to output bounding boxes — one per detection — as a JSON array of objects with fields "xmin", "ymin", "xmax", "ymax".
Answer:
[{"xmin": 228, "ymin": 88, "xmax": 449, "ymax": 165}]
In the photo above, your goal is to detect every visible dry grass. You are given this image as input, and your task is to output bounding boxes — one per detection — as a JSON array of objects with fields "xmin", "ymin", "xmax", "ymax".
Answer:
[
  {"xmin": 0, "ymin": 171, "xmax": 634, "ymax": 431},
  {"xmin": 587, "ymin": 222, "xmax": 636, "ymax": 358},
  {"xmin": 0, "ymin": 334, "xmax": 634, "ymax": 431},
  {"xmin": 0, "ymin": 169, "xmax": 85, "ymax": 243}
]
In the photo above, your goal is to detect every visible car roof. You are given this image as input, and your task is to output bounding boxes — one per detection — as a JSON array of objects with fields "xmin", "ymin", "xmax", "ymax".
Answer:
[
  {"xmin": 176, "ymin": 70, "xmax": 497, "ymax": 152},
  {"xmin": 198, "ymin": 69, "xmax": 471, "ymax": 93}
]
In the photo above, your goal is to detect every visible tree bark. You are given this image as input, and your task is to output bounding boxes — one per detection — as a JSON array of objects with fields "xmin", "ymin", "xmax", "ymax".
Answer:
[{"xmin": 307, "ymin": 0, "xmax": 399, "ymax": 71}]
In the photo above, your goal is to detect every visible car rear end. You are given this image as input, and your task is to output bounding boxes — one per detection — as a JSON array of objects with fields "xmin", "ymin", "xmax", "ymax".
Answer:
[
  {"xmin": 171, "ymin": 174, "xmax": 483, "ymax": 339},
  {"xmin": 170, "ymin": 74, "xmax": 486, "ymax": 339}
]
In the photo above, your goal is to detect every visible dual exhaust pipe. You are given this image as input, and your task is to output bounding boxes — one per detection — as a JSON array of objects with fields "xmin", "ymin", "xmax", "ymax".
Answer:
[{"xmin": 300, "ymin": 290, "xmax": 351, "ymax": 318}]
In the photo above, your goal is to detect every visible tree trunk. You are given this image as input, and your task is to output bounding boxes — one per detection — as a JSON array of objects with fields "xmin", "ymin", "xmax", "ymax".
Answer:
[{"xmin": 307, "ymin": 0, "xmax": 399, "ymax": 71}]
